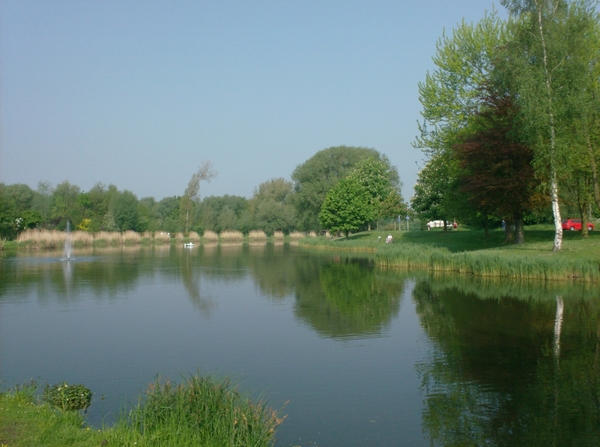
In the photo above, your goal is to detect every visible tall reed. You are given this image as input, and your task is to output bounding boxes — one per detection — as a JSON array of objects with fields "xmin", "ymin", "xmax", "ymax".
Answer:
[
  {"xmin": 121, "ymin": 230, "xmax": 141, "ymax": 245},
  {"xmin": 249, "ymin": 230, "xmax": 268, "ymax": 241},
  {"xmin": 220, "ymin": 230, "xmax": 244, "ymax": 243},
  {"xmin": 202, "ymin": 230, "xmax": 219, "ymax": 242},
  {"xmin": 94, "ymin": 231, "xmax": 122, "ymax": 246},
  {"xmin": 289, "ymin": 231, "xmax": 305, "ymax": 240},
  {"xmin": 273, "ymin": 231, "xmax": 284, "ymax": 241},
  {"xmin": 188, "ymin": 231, "xmax": 201, "ymax": 242},
  {"xmin": 18, "ymin": 229, "xmax": 65, "ymax": 249},
  {"xmin": 154, "ymin": 231, "xmax": 171, "ymax": 244},
  {"xmin": 71, "ymin": 231, "xmax": 94, "ymax": 246}
]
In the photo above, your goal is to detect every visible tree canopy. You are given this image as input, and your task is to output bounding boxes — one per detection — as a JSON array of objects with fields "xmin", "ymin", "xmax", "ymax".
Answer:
[{"xmin": 291, "ymin": 146, "xmax": 400, "ymax": 231}]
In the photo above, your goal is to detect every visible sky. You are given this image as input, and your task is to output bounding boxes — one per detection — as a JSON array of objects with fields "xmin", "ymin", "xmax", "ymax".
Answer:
[{"xmin": 0, "ymin": 0, "xmax": 504, "ymax": 202}]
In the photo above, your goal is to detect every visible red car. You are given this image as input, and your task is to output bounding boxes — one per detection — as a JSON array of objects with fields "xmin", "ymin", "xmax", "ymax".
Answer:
[{"xmin": 561, "ymin": 219, "xmax": 595, "ymax": 231}]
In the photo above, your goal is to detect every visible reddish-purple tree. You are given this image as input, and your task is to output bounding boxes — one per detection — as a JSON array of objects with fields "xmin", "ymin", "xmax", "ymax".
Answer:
[{"xmin": 454, "ymin": 90, "xmax": 541, "ymax": 243}]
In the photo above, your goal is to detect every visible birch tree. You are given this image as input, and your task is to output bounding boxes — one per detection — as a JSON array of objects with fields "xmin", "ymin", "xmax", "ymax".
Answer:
[
  {"xmin": 500, "ymin": 0, "xmax": 599, "ymax": 249},
  {"xmin": 181, "ymin": 161, "xmax": 217, "ymax": 233}
]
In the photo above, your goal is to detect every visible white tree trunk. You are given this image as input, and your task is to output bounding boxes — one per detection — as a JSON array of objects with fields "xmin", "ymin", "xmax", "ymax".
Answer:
[
  {"xmin": 535, "ymin": 0, "xmax": 563, "ymax": 251},
  {"xmin": 553, "ymin": 295, "xmax": 564, "ymax": 361}
]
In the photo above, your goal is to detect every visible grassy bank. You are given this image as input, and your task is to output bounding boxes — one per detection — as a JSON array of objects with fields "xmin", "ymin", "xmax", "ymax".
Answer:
[
  {"xmin": 300, "ymin": 226, "xmax": 600, "ymax": 282},
  {"xmin": 0, "ymin": 375, "xmax": 283, "ymax": 447}
]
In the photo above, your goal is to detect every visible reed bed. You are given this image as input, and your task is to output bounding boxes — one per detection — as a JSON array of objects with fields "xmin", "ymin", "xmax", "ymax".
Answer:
[
  {"xmin": 375, "ymin": 242, "xmax": 600, "ymax": 282},
  {"xmin": 202, "ymin": 230, "xmax": 219, "ymax": 242},
  {"xmin": 174, "ymin": 232, "xmax": 185, "ymax": 241},
  {"xmin": 220, "ymin": 230, "xmax": 244, "ymax": 243},
  {"xmin": 154, "ymin": 231, "xmax": 171, "ymax": 244},
  {"xmin": 71, "ymin": 231, "xmax": 94, "ymax": 245},
  {"xmin": 273, "ymin": 231, "xmax": 284, "ymax": 241},
  {"xmin": 140, "ymin": 231, "xmax": 153, "ymax": 244},
  {"xmin": 289, "ymin": 231, "xmax": 305, "ymax": 240},
  {"xmin": 249, "ymin": 230, "xmax": 268, "ymax": 241},
  {"xmin": 17, "ymin": 229, "xmax": 65, "ymax": 249},
  {"xmin": 188, "ymin": 231, "xmax": 201, "ymax": 242},
  {"xmin": 308, "ymin": 231, "xmax": 317, "ymax": 237},
  {"xmin": 94, "ymin": 231, "xmax": 123, "ymax": 246},
  {"xmin": 121, "ymin": 230, "xmax": 141, "ymax": 245}
]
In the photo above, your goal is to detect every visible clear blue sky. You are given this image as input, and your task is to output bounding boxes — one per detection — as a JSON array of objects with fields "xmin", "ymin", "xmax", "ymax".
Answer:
[{"xmin": 0, "ymin": 0, "xmax": 503, "ymax": 202}]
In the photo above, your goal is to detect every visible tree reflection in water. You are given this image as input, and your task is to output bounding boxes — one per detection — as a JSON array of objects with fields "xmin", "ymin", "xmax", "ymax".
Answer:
[
  {"xmin": 293, "ymin": 257, "xmax": 405, "ymax": 340},
  {"xmin": 413, "ymin": 277, "xmax": 600, "ymax": 447}
]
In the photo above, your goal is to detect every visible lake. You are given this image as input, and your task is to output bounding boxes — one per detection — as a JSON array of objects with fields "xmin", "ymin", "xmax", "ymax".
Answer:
[{"xmin": 1, "ymin": 243, "xmax": 599, "ymax": 446}]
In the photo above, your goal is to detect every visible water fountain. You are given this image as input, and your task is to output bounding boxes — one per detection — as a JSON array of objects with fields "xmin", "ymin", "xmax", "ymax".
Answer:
[{"xmin": 62, "ymin": 220, "xmax": 74, "ymax": 261}]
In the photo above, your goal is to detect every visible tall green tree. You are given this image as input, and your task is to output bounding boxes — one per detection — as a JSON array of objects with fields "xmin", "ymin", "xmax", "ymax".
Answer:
[
  {"xmin": 500, "ymin": 0, "xmax": 600, "ymax": 249},
  {"xmin": 414, "ymin": 13, "xmax": 508, "ymax": 230},
  {"xmin": 291, "ymin": 146, "xmax": 399, "ymax": 231},
  {"xmin": 32, "ymin": 181, "xmax": 53, "ymax": 226},
  {"xmin": 250, "ymin": 178, "xmax": 296, "ymax": 235},
  {"xmin": 347, "ymin": 158, "xmax": 404, "ymax": 227},
  {"xmin": 111, "ymin": 190, "xmax": 140, "ymax": 231},
  {"xmin": 319, "ymin": 177, "xmax": 373, "ymax": 238},
  {"xmin": 50, "ymin": 181, "xmax": 82, "ymax": 229}
]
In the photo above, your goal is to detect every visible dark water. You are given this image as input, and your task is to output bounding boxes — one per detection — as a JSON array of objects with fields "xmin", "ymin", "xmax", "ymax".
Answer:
[{"xmin": 1, "ymin": 244, "xmax": 599, "ymax": 446}]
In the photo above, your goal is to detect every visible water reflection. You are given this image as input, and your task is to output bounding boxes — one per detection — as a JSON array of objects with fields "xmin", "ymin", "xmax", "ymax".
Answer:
[
  {"xmin": 294, "ymin": 258, "xmax": 405, "ymax": 339},
  {"xmin": 414, "ymin": 276, "xmax": 600, "ymax": 447},
  {"xmin": 0, "ymin": 245, "xmax": 406, "ymax": 340}
]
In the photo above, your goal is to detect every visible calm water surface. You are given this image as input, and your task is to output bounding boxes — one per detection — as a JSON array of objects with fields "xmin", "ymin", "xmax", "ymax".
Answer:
[{"xmin": 1, "ymin": 244, "xmax": 599, "ymax": 446}]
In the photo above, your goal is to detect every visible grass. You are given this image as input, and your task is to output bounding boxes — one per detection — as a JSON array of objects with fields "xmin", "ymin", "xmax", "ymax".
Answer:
[
  {"xmin": 1, "ymin": 375, "xmax": 283, "ymax": 447},
  {"xmin": 300, "ymin": 226, "xmax": 600, "ymax": 282}
]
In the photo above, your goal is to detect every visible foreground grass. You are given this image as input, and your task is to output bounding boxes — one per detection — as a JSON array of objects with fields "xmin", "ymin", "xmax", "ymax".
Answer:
[
  {"xmin": 1, "ymin": 375, "xmax": 283, "ymax": 447},
  {"xmin": 301, "ymin": 226, "xmax": 600, "ymax": 282}
]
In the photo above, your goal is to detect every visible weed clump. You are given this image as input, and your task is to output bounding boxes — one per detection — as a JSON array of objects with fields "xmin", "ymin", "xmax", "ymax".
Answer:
[{"xmin": 43, "ymin": 382, "xmax": 92, "ymax": 411}]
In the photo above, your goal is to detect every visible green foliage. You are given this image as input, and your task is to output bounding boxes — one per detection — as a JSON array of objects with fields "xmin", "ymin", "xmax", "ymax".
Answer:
[
  {"xmin": 291, "ymin": 146, "xmax": 399, "ymax": 230},
  {"xmin": 51, "ymin": 181, "xmax": 83, "ymax": 229},
  {"xmin": 198, "ymin": 194, "xmax": 249, "ymax": 233},
  {"xmin": 43, "ymin": 382, "xmax": 92, "ymax": 411},
  {"xmin": 348, "ymin": 158, "xmax": 405, "ymax": 221},
  {"xmin": 415, "ymin": 12, "xmax": 507, "ymax": 156},
  {"xmin": 250, "ymin": 178, "xmax": 296, "ymax": 235},
  {"xmin": 111, "ymin": 190, "xmax": 139, "ymax": 231},
  {"xmin": 320, "ymin": 177, "xmax": 374, "ymax": 237}
]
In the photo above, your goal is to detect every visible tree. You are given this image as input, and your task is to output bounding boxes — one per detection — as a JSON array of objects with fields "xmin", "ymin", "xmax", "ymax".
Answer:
[
  {"xmin": 319, "ymin": 177, "xmax": 374, "ymax": 238},
  {"xmin": 454, "ymin": 88, "xmax": 541, "ymax": 243},
  {"xmin": 415, "ymin": 13, "xmax": 507, "ymax": 157},
  {"xmin": 197, "ymin": 195, "xmax": 249, "ymax": 233},
  {"xmin": 414, "ymin": 13, "xmax": 509, "ymax": 230},
  {"xmin": 181, "ymin": 161, "xmax": 217, "ymax": 233},
  {"xmin": 411, "ymin": 155, "xmax": 453, "ymax": 224},
  {"xmin": 111, "ymin": 190, "xmax": 139, "ymax": 231},
  {"xmin": 250, "ymin": 178, "xmax": 296, "ymax": 235},
  {"xmin": 50, "ymin": 181, "xmax": 82, "ymax": 229},
  {"xmin": 291, "ymin": 146, "xmax": 399, "ymax": 231},
  {"xmin": 32, "ymin": 181, "xmax": 53, "ymax": 226},
  {"xmin": 500, "ymin": 0, "xmax": 600, "ymax": 250},
  {"xmin": 347, "ymin": 158, "xmax": 404, "ymax": 227}
]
